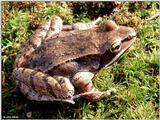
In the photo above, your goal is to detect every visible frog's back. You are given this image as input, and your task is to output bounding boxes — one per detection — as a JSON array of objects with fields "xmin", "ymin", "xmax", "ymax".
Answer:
[{"xmin": 24, "ymin": 27, "xmax": 109, "ymax": 72}]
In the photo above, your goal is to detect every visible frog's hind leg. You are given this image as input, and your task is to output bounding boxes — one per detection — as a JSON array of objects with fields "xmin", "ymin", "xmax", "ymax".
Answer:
[
  {"xmin": 72, "ymin": 72, "xmax": 116, "ymax": 102},
  {"xmin": 15, "ymin": 15, "xmax": 63, "ymax": 67},
  {"xmin": 12, "ymin": 68, "xmax": 75, "ymax": 104},
  {"xmin": 45, "ymin": 15, "xmax": 63, "ymax": 39}
]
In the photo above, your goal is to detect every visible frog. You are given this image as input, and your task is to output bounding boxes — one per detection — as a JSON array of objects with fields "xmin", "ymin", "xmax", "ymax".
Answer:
[{"xmin": 12, "ymin": 15, "xmax": 136, "ymax": 104}]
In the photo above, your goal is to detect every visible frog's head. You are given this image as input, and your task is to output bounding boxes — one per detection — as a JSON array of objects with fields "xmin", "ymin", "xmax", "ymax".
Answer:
[{"xmin": 101, "ymin": 20, "xmax": 136, "ymax": 67}]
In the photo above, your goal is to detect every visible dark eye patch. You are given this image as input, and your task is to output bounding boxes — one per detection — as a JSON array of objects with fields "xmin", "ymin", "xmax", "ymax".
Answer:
[{"xmin": 114, "ymin": 44, "xmax": 121, "ymax": 50}]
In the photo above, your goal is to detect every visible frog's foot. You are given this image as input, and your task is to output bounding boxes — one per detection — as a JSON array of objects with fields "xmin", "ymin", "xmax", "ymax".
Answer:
[
  {"xmin": 72, "ymin": 88, "xmax": 116, "ymax": 101},
  {"xmin": 45, "ymin": 15, "xmax": 63, "ymax": 39},
  {"xmin": 72, "ymin": 71, "xmax": 116, "ymax": 102},
  {"xmin": 12, "ymin": 68, "xmax": 75, "ymax": 104}
]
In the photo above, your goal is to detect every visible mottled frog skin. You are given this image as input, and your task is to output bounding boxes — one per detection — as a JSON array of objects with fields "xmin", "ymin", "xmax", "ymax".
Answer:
[{"xmin": 12, "ymin": 16, "xmax": 136, "ymax": 104}]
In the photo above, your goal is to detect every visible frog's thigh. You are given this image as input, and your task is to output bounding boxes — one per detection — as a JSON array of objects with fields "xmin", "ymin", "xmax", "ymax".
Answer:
[
  {"xmin": 72, "ymin": 71, "xmax": 115, "ymax": 102},
  {"xmin": 12, "ymin": 68, "xmax": 74, "ymax": 101}
]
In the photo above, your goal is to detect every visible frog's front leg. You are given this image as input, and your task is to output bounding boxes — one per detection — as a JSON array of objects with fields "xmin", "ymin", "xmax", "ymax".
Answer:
[
  {"xmin": 12, "ymin": 68, "xmax": 75, "ymax": 104},
  {"xmin": 72, "ymin": 72, "xmax": 116, "ymax": 102}
]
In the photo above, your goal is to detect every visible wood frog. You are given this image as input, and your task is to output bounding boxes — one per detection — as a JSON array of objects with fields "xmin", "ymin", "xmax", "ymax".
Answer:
[{"xmin": 12, "ymin": 15, "xmax": 136, "ymax": 104}]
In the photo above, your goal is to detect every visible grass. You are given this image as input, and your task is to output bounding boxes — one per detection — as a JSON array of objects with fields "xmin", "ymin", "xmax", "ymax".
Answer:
[{"xmin": 2, "ymin": 1, "xmax": 160, "ymax": 119}]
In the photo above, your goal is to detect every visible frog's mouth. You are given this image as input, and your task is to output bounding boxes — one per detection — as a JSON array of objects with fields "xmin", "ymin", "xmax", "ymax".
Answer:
[{"xmin": 101, "ymin": 36, "xmax": 136, "ymax": 68}]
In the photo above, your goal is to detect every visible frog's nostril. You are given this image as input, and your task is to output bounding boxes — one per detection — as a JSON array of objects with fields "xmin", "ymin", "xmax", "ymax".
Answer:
[{"xmin": 127, "ymin": 35, "xmax": 132, "ymax": 39}]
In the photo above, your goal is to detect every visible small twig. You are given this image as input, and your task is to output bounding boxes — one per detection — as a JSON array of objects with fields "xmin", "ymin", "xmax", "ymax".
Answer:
[{"xmin": 146, "ymin": 12, "xmax": 160, "ymax": 21}]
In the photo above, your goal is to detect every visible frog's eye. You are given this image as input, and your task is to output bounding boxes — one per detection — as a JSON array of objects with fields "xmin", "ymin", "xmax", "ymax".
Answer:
[{"xmin": 110, "ymin": 41, "xmax": 121, "ymax": 53}]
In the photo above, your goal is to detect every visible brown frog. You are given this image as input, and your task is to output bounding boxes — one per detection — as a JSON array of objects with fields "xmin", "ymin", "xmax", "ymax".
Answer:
[{"xmin": 12, "ymin": 15, "xmax": 136, "ymax": 104}]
